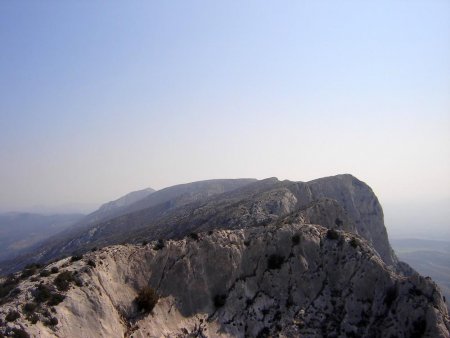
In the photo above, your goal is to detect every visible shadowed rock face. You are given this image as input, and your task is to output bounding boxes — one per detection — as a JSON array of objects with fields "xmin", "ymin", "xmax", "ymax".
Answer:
[{"xmin": 0, "ymin": 223, "xmax": 448, "ymax": 337}]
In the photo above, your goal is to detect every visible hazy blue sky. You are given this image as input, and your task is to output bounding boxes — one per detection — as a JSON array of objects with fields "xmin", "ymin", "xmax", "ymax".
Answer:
[{"xmin": 0, "ymin": 1, "xmax": 449, "ymax": 236}]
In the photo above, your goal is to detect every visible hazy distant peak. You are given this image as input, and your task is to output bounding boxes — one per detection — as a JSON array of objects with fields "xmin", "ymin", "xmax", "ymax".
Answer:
[{"xmin": 97, "ymin": 187, "xmax": 156, "ymax": 212}]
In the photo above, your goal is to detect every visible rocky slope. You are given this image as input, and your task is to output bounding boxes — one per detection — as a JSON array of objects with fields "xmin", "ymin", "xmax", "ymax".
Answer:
[
  {"xmin": 0, "ymin": 222, "xmax": 449, "ymax": 337},
  {"xmin": 0, "ymin": 175, "xmax": 397, "ymax": 275},
  {"xmin": 0, "ymin": 179, "xmax": 256, "ymax": 275}
]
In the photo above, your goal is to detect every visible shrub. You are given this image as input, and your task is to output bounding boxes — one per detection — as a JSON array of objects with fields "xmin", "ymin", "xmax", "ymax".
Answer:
[
  {"xmin": 39, "ymin": 270, "xmax": 51, "ymax": 277},
  {"xmin": 135, "ymin": 286, "xmax": 158, "ymax": 313},
  {"xmin": 257, "ymin": 327, "xmax": 270, "ymax": 338},
  {"xmin": 384, "ymin": 285, "xmax": 398, "ymax": 308},
  {"xmin": 54, "ymin": 271, "xmax": 74, "ymax": 291},
  {"xmin": 10, "ymin": 328, "xmax": 30, "ymax": 338},
  {"xmin": 188, "ymin": 233, "xmax": 199, "ymax": 241},
  {"xmin": 10, "ymin": 288, "xmax": 21, "ymax": 297},
  {"xmin": 91, "ymin": 247, "xmax": 98, "ymax": 252},
  {"xmin": 87, "ymin": 259, "xmax": 96, "ymax": 268},
  {"xmin": 0, "ymin": 275, "xmax": 19, "ymax": 299},
  {"xmin": 50, "ymin": 267, "xmax": 59, "ymax": 274},
  {"xmin": 244, "ymin": 240, "xmax": 251, "ymax": 247},
  {"xmin": 142, "ymin": 240, "xmax": 148, "ymax": 246},
  {"xmin": 154, "ymin": 239, "xmax": 165, "ymax": 250},
  {"xmin": 267, "ymin": 254, "xmax": 284, "ymax": 270},
  {"xmin": 326, "ymin": 229, "xmax": 340, "ymax": 240},
  {"xmin": 292, "ymin": 234, "xmax": 300, "ymax": 245},
  {"xmin": 411, "ymin": 318, "xmax": 426, "ymax": 338},
  {"xmin": 44, "ymin": 316, "xmax": 58, "ymax": 327},
  {"xmin": 23, "ymin": 302, "xmax": 37, "ymax": 313},
  {"xmin": 26, "ymin": 313, "xmax": 39, "ymax": 324},
  {"xmin": 214, "ymin": 294, "xmax": 227, "ymax": 308},
  {"xmin": 48, "ymin": 293, "xmax": 65, "ymax": 306},
  {"xmin": 34, "ymin": 284, "xmax": 52, "ymax": 303},
  {"xmin": 350, "ymin": 238, "xmax": 359, "ymax": 248},
  {"xmin": 70, "ymin": 255, "xmax": 83, "ymax": 262},
  {"xmin": 335, "ymin": 218, "xmax": 344, "ymax": 227},
  {"xmin": 5, "ymin": 310, "xmax": 20, "ymax": 322},
  {"xmin": 21, "ymin": 264, "xmax": 39, "ymax": 278}
]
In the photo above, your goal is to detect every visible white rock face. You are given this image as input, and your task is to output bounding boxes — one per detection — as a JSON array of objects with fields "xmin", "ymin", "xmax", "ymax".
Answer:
[{"xmin": 1, "ymin": 223, "xmax": 448, "ymax": 337}]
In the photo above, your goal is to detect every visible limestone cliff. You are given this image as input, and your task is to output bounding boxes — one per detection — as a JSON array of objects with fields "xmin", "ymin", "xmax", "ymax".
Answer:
[{"xmin": 1, "ymin": 223, "xmax": 448, "ymax": 337}]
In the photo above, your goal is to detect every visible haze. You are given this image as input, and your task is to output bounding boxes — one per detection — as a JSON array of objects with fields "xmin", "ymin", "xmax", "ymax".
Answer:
[{"xmin": 0, "ymin": 1, "xmax": 449, "ymax": 239}]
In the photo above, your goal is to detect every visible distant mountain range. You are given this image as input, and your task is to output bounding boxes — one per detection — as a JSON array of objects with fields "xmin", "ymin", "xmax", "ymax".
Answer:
[{"xmin": 0, "ymin": 213, "xmax": 84, "ymax": 261}]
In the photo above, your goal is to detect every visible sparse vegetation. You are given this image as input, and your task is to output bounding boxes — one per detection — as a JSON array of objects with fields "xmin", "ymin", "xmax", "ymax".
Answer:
[
  {"xmin": 5, "ymin": 310, "xmax": 20, "ymax": 322},
  {"xmin": 39, "ymin": 270, "xmax": 51, "ymax": 277},
  {"xmin": 350, "ymin": 237, "xmax": 359, "ymax": 248},
  {"xmin": 48, "ymin": 293, "xmax": 65, "ymax": 306},
  {"xmin": 0, "ymin": 275, "xmax": 19, "ymax": 300},
  {"xmin": 26, "ymin": 313, "xmax": 39, "ymax": 324},
  {"xmin": 87, "ymin": 259, "xmax": 96, "ymax": 268},
  {"xmin": 326, "ymin": 229, "xmax": 340, "ymax": 240},
  {"xmin": 154, "ymin": 239, "xmax": 165, "ymax": 250},
  {"xmin": 23, "ymin": 302, "xmax": 37, "ymax": 313},
  {"xmin": 135, "ymin": 286, "xmax": 159, "ymax": 313},
  {"xmin": 335, "ymin": 218, "xmax": 344, "ymax": 227},
  {"xmin": 54, "ymin": 271, "xmax": 74, "ymax": 291},
  {"xmin": 50, "ymin": 267, "xmax": 59, "ymax": 274},
  {"xmin": 142, "ymin": 240, "xmax": 148, "ymax": 246},
  {"xmin": 214, "ymin": 294, "xmax": 227, "ymax": 308},
  {"xmin": 411, "ymin": 318, "xmax": 427, "ymax": 338},
  {"xmin": 34, "ymin": 284, "xmax": 52, "ymax": 303},
  {"xmin": 44, "ymin": 316, "xmax": 58, "ymax": 327},
  {"xmin": 70, "ymin": 255, "xmax": 83, "ymax": 262},
  {"xmin": 267, "ymin": 254, "xmax": 284, "ymax": 270},
  {"xmin": 10, "ymin": 328, "xmax": 30, "ymax": 338},
  {"xmin": 384, "ymin": 285, "xmax": 398, "ymax": 308},
  {"xmin": 21, "ymin": 264, "xmax": 41, "ymax": 278},
  {"xmin": 188, "ymin": 232, "xmax": 199, "ymax": 241}
]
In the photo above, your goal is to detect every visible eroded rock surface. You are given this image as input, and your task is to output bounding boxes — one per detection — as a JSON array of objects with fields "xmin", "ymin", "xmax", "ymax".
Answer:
[{"xmin": 1, "ymin": 223, "xmax": 448, "ymax": 337}]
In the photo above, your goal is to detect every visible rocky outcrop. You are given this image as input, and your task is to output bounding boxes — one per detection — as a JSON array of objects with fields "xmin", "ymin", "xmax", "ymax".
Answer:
[{"xmin": 1, "ymin": 222, "xmax": 448, "ymax": 337}]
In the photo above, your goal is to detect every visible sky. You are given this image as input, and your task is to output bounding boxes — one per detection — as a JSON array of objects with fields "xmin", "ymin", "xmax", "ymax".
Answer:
[{"xmin": 0, "ymin": 1, "xmax": 449, "ymax": 237}]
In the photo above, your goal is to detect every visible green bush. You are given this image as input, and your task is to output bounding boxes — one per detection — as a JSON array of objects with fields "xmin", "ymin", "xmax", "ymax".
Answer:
[
  {"xmin": 5, "ymin": 310, "xmax": 20, "ymax": 322},
  {"xmin": 267, "ymin": 254, "xmax": 284, "ymax": 270},
  {"xmin": 10, "ymin": 328, "xmax": 30, "ymax": 338},
  {"xmin": 326, "ymin": 229, "xmax": 340, "ymax": 240},
  {"xmin": 23, "ymin": 302, "xmax": 37, "ymax": 313},
  {"xmin": 384, "ymin": 285, "xmax": 398, "ymax": 308},
  {"xmin": 44, "ymin": 316, "xmax": 58, "ymax": 327},
  {"xmin": 213, "ymin": 294, "xmax": 227, "ymax": 308},
  {"xmin": 21, "ymin": 264, "xmax": 40, "ymax": 278},
  {"xmin": 39, "ymin": 270, "xmax": 51, "ymax": 277},
  {"xmin": 188, "ymin": 233, "xmax": 199, "ymax": 241},
  {"xmin": 26, "ymin": 313, "xmax": 39, "ymax": 324},
  {"xmin": 0, "ymin": 275, "xmax": 19, "ymax": 299},
  {"xmin": 335, "ymin": 218, "xmax": 344, "ymax": 227},
  {"xmin": 350, "ymin": 237, "xmax": 359, "ymax": 248},
  {"xmin": 70, "ymin": 255, "xmax": 83, "ymax": 263},
  {"xmin": 34, "ymin": 284, "xmax": 52, "ymax": 303},
  {"xmin": 48, "ymin": 293, "xmax": 65, "ymax": 306},
  {"xmin": 54, "ymin": 271, "xmax": 74, "ymax": 291},
  {"xmin": 154, "ymin": 239, "xmax": 165, "ymax": 250},
  {"xmin": 135, "ymin": 286, "xmax": 158, "ymax": 313}
]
